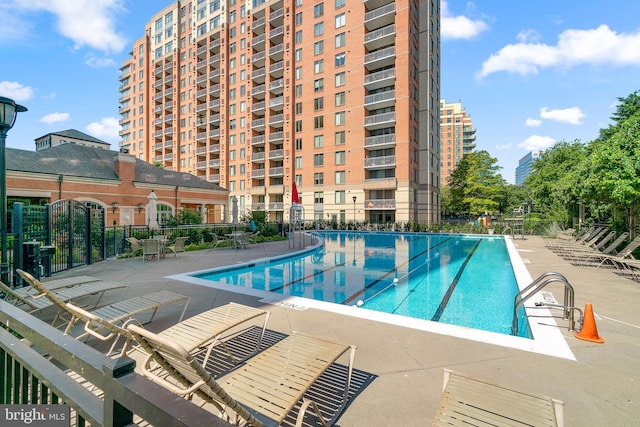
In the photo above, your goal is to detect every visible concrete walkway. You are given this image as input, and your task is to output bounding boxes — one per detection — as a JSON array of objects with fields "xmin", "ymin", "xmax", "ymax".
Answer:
[{"xmin": 51, "ymin": 235, "xmax": 640, "ymax": 426}]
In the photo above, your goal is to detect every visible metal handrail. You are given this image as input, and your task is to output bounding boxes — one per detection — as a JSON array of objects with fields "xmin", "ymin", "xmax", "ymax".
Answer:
[{"xmin": 512, "ymin": 272, "xmax": 575, "ymax": 336}]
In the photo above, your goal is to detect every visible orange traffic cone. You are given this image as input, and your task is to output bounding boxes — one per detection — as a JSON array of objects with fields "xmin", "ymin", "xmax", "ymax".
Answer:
[{"xmin": 575, "ymin": 303, "xmax": 604, "ymax": 343}]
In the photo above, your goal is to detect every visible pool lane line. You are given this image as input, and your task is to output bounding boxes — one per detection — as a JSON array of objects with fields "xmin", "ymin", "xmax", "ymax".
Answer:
[
  {"xmin": 268, "ymin": 234, "xmax": 432, "ymax": 295},
  {"xmin": 342, "ymin": 237, "xmax": 453, "ymax": 305},
  {"xmin": 431, "ymin": 239, "xmax": 481, "ymax": 322}
]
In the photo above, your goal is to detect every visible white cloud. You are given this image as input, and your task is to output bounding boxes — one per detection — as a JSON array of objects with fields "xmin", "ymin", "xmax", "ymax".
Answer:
[
  {"xmin": 13, "ymin": 0, "xmax": 127, "ymax": 53},
  {"xmin": 525, "ymin": 118, "xmax": 542, "ymax": 127},
  {"xmin": 516, "ymin": 30, "xmax": 541, "ymax": 43},
  {"xmin": 85, "ymin": 53, "xmax": 117, "ymax": 68},
  {"xmin": 540, "ymin": 106, "xmax": 586, "ymax": 125},
  {"xmin": 40, "ymin": 112, "xmax": 70, "ymax": 124},
  {"xmin": 518, "ymin": 135, "xmax": 556, "ymax": 151},
  {"xmin": 478, "ymin": 24, "xmax": 640, "ymax": 78},
  {"xmin": 441, "ymin": 1, "xmax": 489, "ymax": 40},
  {"xmin": 86, "ymin": 117, "xmax": 120, "ymax": 142},
  {"xmin": 495, "ymin": 143, "xmax": 512, "ymax": 150},
  {"xmin": 0, "ymin": 81, "xmax": 34, "ymax": 101}
]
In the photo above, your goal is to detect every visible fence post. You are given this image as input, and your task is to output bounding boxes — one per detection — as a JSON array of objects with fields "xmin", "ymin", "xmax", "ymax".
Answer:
[{"xmin": 11, "ymin": 202, "xmax": 24, "ymax": 287}]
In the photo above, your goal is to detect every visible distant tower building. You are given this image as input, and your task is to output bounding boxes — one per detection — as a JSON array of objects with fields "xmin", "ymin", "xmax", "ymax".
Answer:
[
  {"xmin": 515, "ymin": 151, "xmax": 540, "ymax": 185},
  {"xmin": 118, "ymin": 0, "xmax": 442, "ymax": 226},
  {"xmin": 439, "ymin": 99, "xmax": 475, "ymax": 185}
]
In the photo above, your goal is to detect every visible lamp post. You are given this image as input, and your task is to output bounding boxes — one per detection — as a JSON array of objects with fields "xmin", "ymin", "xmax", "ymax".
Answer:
[
  {"xmin": 352, "ymin": 196, "xmax": 357, "ymax": 223},
  {"xmin": 0, "ymin": 97, "xmax": 27, "ymax": 285}
]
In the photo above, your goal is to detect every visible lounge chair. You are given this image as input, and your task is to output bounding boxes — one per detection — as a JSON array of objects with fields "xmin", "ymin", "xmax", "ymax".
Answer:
[
  {"xmin": 209, "ymin": 232, "xmax": 231, "ymax": 248},
  {"xmin": 165, "ymin": 236, "xmax": 189, "ymax": 257},
  {"xmin": 64, "ymin": 301, "xmax": 270, "ymax": 359},
  {"xmin": 0, "ymin": 275, "xmax": 127, "ymax": 316},
  {"xmin": 17, "ymin": 269, "xmax": 190, "ymax": 332},
  {"xmin": 571, "ymin": 236, "xmax": 640, "ymax": 268},
  {"xmin": 142, "ymin": 238, "xmax": 162, "ymax": 262},
  {"xmin": 128, "ymin": 324, "xmax": 357, "ymax": 427},
  {"xmin": 432, "ymin": 369, "xmax": 564, "ymax": 427},
  {"xmin": 126, "ymin": 237, "xmax": 143, "ymax": 255},
  {"xmin": 555, "ymin": 231, "xmax": 630, "ymax": 260}
]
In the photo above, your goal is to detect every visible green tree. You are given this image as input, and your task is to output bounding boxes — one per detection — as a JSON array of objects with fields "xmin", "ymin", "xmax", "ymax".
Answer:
[
  {"xmin": 447, "ymin": 150, "xmax": 507, "ymax": 215},
  {"xmin": 524, "ymin": 140, "xmax": 586, "ymax": 227},
  {"xmin": 598, "ymin": 90, "xmax": 640, "ymax": 141},
  {"xmin": 581, "ymin": 110, "xmax": 640, "ymax": 233},
  {"xmin": 165, "ymin": 209, "xmax": 202, "ymax": 226}
]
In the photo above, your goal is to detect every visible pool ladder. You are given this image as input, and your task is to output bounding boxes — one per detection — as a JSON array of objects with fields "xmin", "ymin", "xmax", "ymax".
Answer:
[{"xmin": 511, "ymin": 272, "xmax": 582, "ymax": 336}]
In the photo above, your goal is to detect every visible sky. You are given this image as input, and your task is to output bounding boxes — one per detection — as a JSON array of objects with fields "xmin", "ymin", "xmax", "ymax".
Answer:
[{"xmin": 1, "ymin": 0, "xmax": 639, "ymax": 183}]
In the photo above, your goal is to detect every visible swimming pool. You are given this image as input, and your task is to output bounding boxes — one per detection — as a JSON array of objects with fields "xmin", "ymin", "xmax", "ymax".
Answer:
[{"xmin": 189, "ymin": 232, "xmax": 531, "ymax": 338}]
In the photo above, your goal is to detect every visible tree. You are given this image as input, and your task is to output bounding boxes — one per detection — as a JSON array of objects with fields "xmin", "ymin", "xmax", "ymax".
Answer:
[
  {"xmin": 165, "ymin": 209, "xmax": 202, "ymax": 226},
  {"xmin": 598, "ymin": 90, "xmax": 640, "ymax": 141},
  {"xmin": 581, "ymin": 110, "xmax": 640, "ymax": 233},
  {"xmin": 447, "ymin": 151, "xmax": 507, "ymax": 215},
  {"xmin": 524, "ymin": 140, "xmax": 586, "ymax": 227}
]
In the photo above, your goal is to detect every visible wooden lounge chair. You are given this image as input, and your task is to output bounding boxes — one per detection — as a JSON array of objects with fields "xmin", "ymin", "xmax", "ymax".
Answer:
[
  {"xmin": 432, "ymin": 369, "xmax": 564, "ymax": 427},
  {"xmin": 165, "ymin": 236, "xmax": 189, "ymax": 257},
  {"xmin": 64, "ymin": 301, "xmax": 270, "ymax": 359},
  {"xmin": 17, "ymin": 269, "xmax": 190, "ymax": 332},
  {"xmin": 126, "ymin": 237, "xmax": 143, "ymax": 255},
  {"xmin": 0, "ymin": 275, "xmax": 127, "ymax": 316},
  {"xmin": 128, "ymin": 324, "xmax": 357, "ymax": 427}
]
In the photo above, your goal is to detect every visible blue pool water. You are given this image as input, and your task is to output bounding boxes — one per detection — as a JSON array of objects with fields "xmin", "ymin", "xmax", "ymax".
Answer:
[{"xmin": 194, "ymin": 232, "xmax": 531, "ymax": 338}]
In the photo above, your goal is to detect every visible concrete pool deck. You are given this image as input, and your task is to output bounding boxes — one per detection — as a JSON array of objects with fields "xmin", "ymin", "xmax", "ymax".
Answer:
[{"xmin": 50, "ymin": 235, "xmax": 640, "ymax": 426}]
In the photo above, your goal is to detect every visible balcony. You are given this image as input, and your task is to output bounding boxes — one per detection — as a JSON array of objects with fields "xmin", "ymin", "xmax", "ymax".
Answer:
[
  {"xmin": 364, "ymin": 90, "xmax": 396, "ymax": 110},
  {"xmin": 268, "ymin": 149, "xmax": 284, "ymax": 160},
  {"xmin": 269, "ymin": 202, "xmax": 284, "ymax": 210},
  {"xmin": 253, "ymin": 101, "xmax": 266, "ymax": 113},
  {"xmin": 252, "ymin": 117, "xmax": 266, "ymax": 130},
  {"xmin": 364, "ymin": 3, "xmax": 396, "ymax": 31},
  {"xmin": 209, "ymin": 128, "xmax": 220, "ymax": 139},
  {"xmin": 252, "ymin": 50, "xmax": 266, "ymax": 66},
  {"xmin": 269, "ymin": 114, "xmax": 284, "ymax": 126},
  {"xmin": 208, "ymin": 69, "xmax": 221, "ymax": 82},
  {"xmin": 209, "ymin": 83, "xmax": 220, "ymax": 96},
  {"xmin": 364, "ymin": 133, "xmax": 396, "ymax": 150},
  {"xmin": 154, "ymin": 130, "xmax": 163, "ymax": 138},
  {"xmin": 196, "ymin": 103, "xmax": 207, "ymax": 113},
  {"xmin": 209, "ymin": 99, "xmax": 221, "ymax": 111},
  {"xmin": 364, "ymin": 68, "xmax": 396, "ymax": 90},
  {"xmin": 196, "ymin": 88, "xmax": 207, "ymax": 99},
  {"xmin": 252, "ymin": 16, "xmax": 265, "ymax": 33},
  {"xmin": 363, "ymin": 176, "xmax": 397, "ymax": 189},
  {"xmin": 196, "ymin": 146, "xmax": 207, "ymax": 155},
  {"xmin": 164, "ymin": 140, "xmax": 173, "ymax": 148},
  {"xmin": 364, "ymin": 24, "xmax": 395, "ymax": 51},
  {"xmin": 268, "ymin": 167, "xmax": 284, "ymax": 177},
  {"xmin": 269, "ymin": 43, "xmax": 284, "ymax": 61},
  {"xmin": 268, "ymin": 96, "xmax": 284, "ymax": 110},
  {"xmin": 364, "ymin": 46, "xmax": 396, "ymax": 70},
  {"xmin": 163, "ymin": 127, "xmax": 174, "ymax": 135},
  {"xmin": 364, "ymin": 155, "xmax": 396, "ymax": 169},
  {"xmin": 252, "ymin": 33, "xmax": 266, "ymax": 49},
  {"xmin": 209, "ymin": 143, "xmax": 220, "ymax": 153},
  {"xmin": 269, "ymin": 78, "xmax": 284, "ymax": 95},
  {"xmin": 252, "ymin": 202, "xmax": 266, "ymax": 211},
  {"xmin": 269, "ymin": 8, "xmax": 284, "ymax": 24},
  {"xmin": 209, "ymin": 159, "xmax": 220, "ymax": 168},
  {"xmin": 252, "ymin": 67, "xmax": 266, "ymax": 83},
  {"xmin": 251, "ymin": 134, "xmax": 266, "ymax": 146},
  {"xmin": 252, "ymin": 83, "xmax": 266, "ymax": 98},
  {"xmin": 252, "ymin": 169, "xmax": 266, "ymax": 178},
  {"xmin": 197, "ymin": 132, "xmax": 207, "ymax": 141},
  {"xmin": 364, "ymin": 198, "xmax": 396, "ymax": 210},
  {"xmin": 268, "ymin": 60, "xmax": 284, "ymax": 77},
  {"xmin": 252, "ymin": 152, "xmax": 266, "ymax": 162},
  {"xmin": 208, "ymin": 113, "xmax": 220, "ymax": 125},
  {"xmin": 268, "ymin": 131, "xmax": 284, "ymax": 143},
  {"xmin": 209, "ymin": 174, "xmax": 220, "ymax": 183},
  {"xmin": 208, "ymin": 53, "xmax": 220, "ymax": 66},
  {"xmin": 364, "ymin": 112, "xmax": 396, "ymax": 130},
  {"xmin": 196, "ymin": 161, "xmax": 206, "ymax": 170}
]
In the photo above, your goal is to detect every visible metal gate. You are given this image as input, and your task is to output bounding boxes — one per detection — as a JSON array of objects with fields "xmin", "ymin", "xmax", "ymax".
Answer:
[{"xmin": 49, "ymin": 200, "xmax": 105, "ymax": 273}]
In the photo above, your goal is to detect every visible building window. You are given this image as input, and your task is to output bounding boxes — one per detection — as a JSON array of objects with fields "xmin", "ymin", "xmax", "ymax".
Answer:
[
  {"xmin": 314, "ymin": 173, "xmax": 324, "ymax": 185},
  {"xmin": 335, "ymin": 52, "xmax": 345, "ymax": 67},
  {"xmin": 335, "ymin": 111, "xmax": 345, "ymax": 125},
  {"xmin": 314, "ymin": 135, "xmax": 324, "ymax": 148},
  {"xmin": 314, "ymin": 40, "xmax": 324, "ymax": 55},
  {"xmin": 335, "ymin": 71, "xmax": 345, "ymax": 87},
  {"xmin": 335, "ymin": 92, "xmax": 345, "ymax": 106},
  {"xmin": 314, "ymin": 78, "xmax": 324, "ymax": 92},
  {"xmin": 335, "ymin": 32, "xmax": 345, "ymax": 48},
  {"xmin": 314, "ymin": 60, "xmax": 324, "ymax": 74},
  {"xmin": 295, "ymin": 84, "xmax": 303, "ymax": 97},
  {"xmin": 295, "ymin": 12, "xmax": 302, "ymax": 25},
  {"xmin": 335, "ymin": 13, "xmax": 345, "ymax": 28},
  {"xmin": 314, "ymin": 22, "xmax": 324, "ymax": 36},
  {"xmin": 314, "ymin": 97, "xmax": 324, "ymax": 111},
  {"xmin": 295, "ymin": 120, "xmax": 302, "ymax": 132},
  {"xmin": 314, "ymin": 116, "xmax": 324, "ymax": 129},
  {"xmin": 314, "ymin": 153, "xmax": 324, "ymax": 166},
  {"xmin": 314, "ymin": 3, "xmax": 324, "ymax": 17},
  {"xmin": 295, "ymin": 156, "xmax": 302, "ymax": 169},
  {"xmin": 295, "ymin": 30, "xmax": 302, "ymax": 43},
  {"xmin": 335, "ymin": 170, "xmax": 345, "ymax": 184},
  {"xmin": 295, "ymin": 102, "xmax": 303, "ymax": 114},
  {"xmin": 295, "ymin": 48, "xmax": 302, "ymax": 61},
  {"xmin": 335, "ymin": 130, "xmax": 345, "ymax": 145},
  {"xmin": 335, "ymin": 150, "xmax": 345, "ymax": 165},
  {"xmin": 335, "ymin": 0, "xmax": 345, "ymax": 8},
  {"xmin": 335, "ymin": 190, "xmax": 345, "ymax": 204}
]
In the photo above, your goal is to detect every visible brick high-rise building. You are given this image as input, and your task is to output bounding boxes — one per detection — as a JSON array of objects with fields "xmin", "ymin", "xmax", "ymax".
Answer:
[
  {"xmin": 119, "ymin": 0, "xmax": 441, "ymax": 225},
  {"xmin": 439, "ymin": 99, "xmax": 475, "ymax": 186}
]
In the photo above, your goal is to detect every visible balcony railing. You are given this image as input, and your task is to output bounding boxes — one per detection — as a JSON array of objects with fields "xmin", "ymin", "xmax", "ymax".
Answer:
[
  {"xmin": 364, "ymin": 198, "xmax": 396, "ymax": 210},
  {"xmin": 364, "ymin": 155, "xmax": 396, "ymax": 168}
]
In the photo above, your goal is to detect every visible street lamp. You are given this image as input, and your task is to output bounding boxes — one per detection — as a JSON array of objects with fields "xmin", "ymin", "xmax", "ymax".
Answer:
[
  {"xmin": 0, "ymin": 97, "xmax": 27, "ymax": 285},
  {"xmin": 352, "ymin": 196, "xmax": 357, "ymax": 223}
]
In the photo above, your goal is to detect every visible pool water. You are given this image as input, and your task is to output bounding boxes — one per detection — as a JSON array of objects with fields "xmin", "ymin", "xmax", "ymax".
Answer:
[{"xmin": 194, "ymin": 232, "xmax": 532, "ymax": 338}]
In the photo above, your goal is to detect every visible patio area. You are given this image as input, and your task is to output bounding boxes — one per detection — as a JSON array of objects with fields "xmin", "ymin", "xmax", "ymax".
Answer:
[{"xmin": 20, "ymin": 234, "xmax": 640, "ymax": 426}]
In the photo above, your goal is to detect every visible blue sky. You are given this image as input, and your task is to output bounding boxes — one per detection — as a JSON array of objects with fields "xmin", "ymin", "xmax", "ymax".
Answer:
[{"xmin": 1, "ymin": 1, "xmax": 639, "ymax": 183}]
